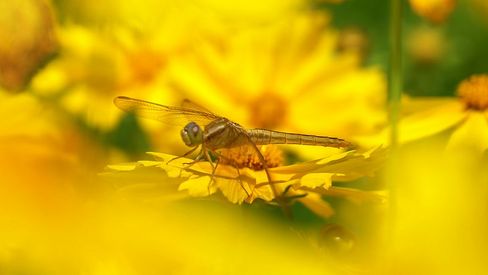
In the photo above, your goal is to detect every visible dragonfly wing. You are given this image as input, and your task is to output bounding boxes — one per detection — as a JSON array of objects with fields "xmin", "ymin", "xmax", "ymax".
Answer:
[
  {"xmin": 114, "ymin": 96, "xmax": 220, "ymax": 127},
  {"xmin": 181, "ymin": 99, "xmax": 216, "ymax": 115}
]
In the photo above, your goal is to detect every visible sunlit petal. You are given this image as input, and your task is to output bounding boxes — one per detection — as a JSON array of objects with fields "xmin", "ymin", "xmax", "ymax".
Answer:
[{"xmin": 446, "ymin": 111, "xmax": 488, "ymax": 154}]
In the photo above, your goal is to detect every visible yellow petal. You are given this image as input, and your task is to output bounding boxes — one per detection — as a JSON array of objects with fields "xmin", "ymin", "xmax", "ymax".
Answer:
[
  {"xmin": 106, "ymin": 163, "xmax": 139, "ymax": 171},
  {"xmin": 215, "ymin": 178, "xmax": 251, "ymax": 204},
  {"xmin": 446, "ymin": 111, "xmax": 488, "ymax": 154},
  {"xmin": 178, "ymin": 175, "xmax": 216, "ymax": 197},
  {"xmin": 148, "ymin": 151, "xmax": 232, "ymax": 178},
  {"xmin": 168, "ymin": 50, "xmax": 248, "ymax": 121},
  {"xmin": 297, "ymin": 193, "xmax": 334, "ymax": 219},
  {"xmin": 357, "ymin": 100, "xmax": 466, "ymax": 147},
  {"xmin": 398, "ymin": 100, "xmax": 466, "ymax": 143},
  {"xmin": 300, "ymin": 173, "xmax": 334, "ymax": 189},
  {"xmin": 106, "ymin": 161, "xmax": 162, "ymax": 172},
  {"xmin": 252, "ymin": 171, "xmax": 276, "ymax": 202},
  {"xmin": 272, "ymin": 147, "xmax": 386, "ymax": 183},
  {"xmin": 302, "ymin": 186, "xmax": 387, "ymax": 205},
  {"xmin": 289, "ymin": 66, "xmax": 387, "ymax": 138},
  {"xmin": 109, "ymin": 147, "xmax": 384, "ymax": 209},
  {"xmin": 271, "ymin": 150, "xmax": 351, "ymax": 174},
  {"xmin": 402, "ymin": 96, "xmax": 458, "ymax": 115},
  {"xmin": 102, "ymin": 164, "xmax": 188, "ymax": 202},
  {"xmin": 147, "ymin": 151, "xmax": 179, "ymax": 162}
]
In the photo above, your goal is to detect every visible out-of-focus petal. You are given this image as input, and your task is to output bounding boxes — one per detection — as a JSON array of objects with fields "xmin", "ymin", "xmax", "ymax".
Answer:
[
  {"xmin": 304, "ymin": 186, "xmax": 387, "ymax": 204},
  {"xmin": 407, "ymin": 27, "xmax": 446, "ymax": 65},
  {"xmin": 300, "ymin": 173, "xmax": 334, "ymax": 189},
  {"xmin": 401, "ymin": 96, "xmax": 458, "ymax": 116},
  {"xmin": 298, "ymin": 193, "xmax": 335, "ymax": 219},
  {"xmin": 446, "ymin": 111, "xmax": 488, "ymax": 154},
  {"xmin": 357, "ymin": 100, "xmax": 466, "ymax": 147}
]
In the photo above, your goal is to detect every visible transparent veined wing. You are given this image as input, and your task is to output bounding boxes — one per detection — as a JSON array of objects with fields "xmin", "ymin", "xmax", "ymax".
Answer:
[
  {"xmin": 181, "ymin": 99, "xmax": 216, "ymax": 115},
  {"xmin": 113, "ymin": 96, "xmax": 221, "ymax": 127}
]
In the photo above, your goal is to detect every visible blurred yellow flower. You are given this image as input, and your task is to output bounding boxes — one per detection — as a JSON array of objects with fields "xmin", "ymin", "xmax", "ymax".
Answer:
[
  {"xmin": 359, "ymin": 74, "xmax": 488, "ymax": 154},
  {"xmin": 407, "ymin": 26, "xmax": 446, "ymax": 65},
  {"xmin": 106, "ymin": 146, "xmax": 386, "ymax": 219},
  {"xmin": 0, "ymin": 92, "xmax": 102, "ymax": 232},
  {"xmin": 0, "ymin": 92, "xmax": 370, "ymax": 274},
  {"xmin": 31, "ymin": 25, "xmax": 173, "ymax": 129},
  {"xmin": 336, "ymin": 27, "xmax": 370, "ymax": 62},
  {"xmin": 0, "ymin": 194, "xmax": 346, "ymax": 274},
  {"xmin": 409, "ymin": 0, "xmax": 456, "ymax": 24},
  {"xmin": 0, "ymin": 0, "xmax": 58, "ymax": 91},
  {"xmin": 167, "ymin": 11, "xmax": 386, "ymax": 158},
  {"xmin": 32, "ymin": 0, "xmax": 306, "ymax": 131},
  {"xmin": 386, "ymin": 138, "xmax": 488, "ymax": 274}
]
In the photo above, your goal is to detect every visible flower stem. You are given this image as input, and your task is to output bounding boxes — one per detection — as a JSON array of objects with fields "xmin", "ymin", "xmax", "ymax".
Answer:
[
  {"xmin": 385, "ymin": 0, "xmax": 403, "ymax": 271},
  {"xmin": 388, "ymin": 0, "xmax": 403, "ymax": 146}
]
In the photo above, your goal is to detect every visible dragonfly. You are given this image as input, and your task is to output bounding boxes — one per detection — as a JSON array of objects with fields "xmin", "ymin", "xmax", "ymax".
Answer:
[{"xmin": 113, "ymin": 96, "xmax": 353, "ymax": 203}]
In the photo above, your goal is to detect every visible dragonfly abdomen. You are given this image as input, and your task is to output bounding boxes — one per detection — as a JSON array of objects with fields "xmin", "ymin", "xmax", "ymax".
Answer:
[{"xmin": 248, "ymin": 129, "xmax": 352, "ymax": 148}]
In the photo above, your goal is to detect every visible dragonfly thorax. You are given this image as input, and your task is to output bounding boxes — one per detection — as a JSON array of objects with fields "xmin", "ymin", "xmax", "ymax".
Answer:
[{"xmin": 181, "ymin": 122, "xmax": 203, "ymax": 147}]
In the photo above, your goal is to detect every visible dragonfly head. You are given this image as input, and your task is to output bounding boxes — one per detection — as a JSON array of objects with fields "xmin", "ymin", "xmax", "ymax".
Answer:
[{"xmin": 181, "ymin": 122, "xmax": 203, "ymax": 147}]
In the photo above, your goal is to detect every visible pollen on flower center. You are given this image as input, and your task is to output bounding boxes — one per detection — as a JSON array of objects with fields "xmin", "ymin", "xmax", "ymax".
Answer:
[
  {"xmin": 219, "ymin": 145, "xmax": 283, "ymax": 170},
  {"xmin": 457, "ymin": 74, "xmax": 488, "ymax": 110},
  {"xmin": 249, "ymin": 93, "xmax": 287, "ymax": 129}
]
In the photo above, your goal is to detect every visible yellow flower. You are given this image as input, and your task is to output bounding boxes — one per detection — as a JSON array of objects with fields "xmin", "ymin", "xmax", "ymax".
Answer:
[
  {"xmin": 33, "ymin": 0, "xmax": 303, "ymax": 131},
  {"xmin": 359, "ymin": 74, "xmax": 488, "ymax": 154},
  {"xmin": 385, "ymin": 135, "xmax": 488, "ymax": 274},
  {"xmin": 31, "ymin": 25, "xmax": 173, "ymax": 130},
  {"xmin": 0, "ymin": 0, "xmax": 58, "ymax": 91},
  {"xmin": 336, "ymin": 27, "xmax": 370, "ymax": 62},
  {"xmin": 167, "ymin": 11, "xmax": 386, "ymax": 158},
  {"xmin": 407, "ymin": 26, "xmax": 446, "ymax": 65},
  {"xmin": 106, "ymin": 146, "xmax": 386, "ymax": 219},
  {"xmin": 0, "ymin": 93, "xmax": 360, "ymax": 273},
  {"xmin": 409, "ymin": 0, "xmax": 456, "ymax": 24},
  {"xmin": 0, "ymin": 192, "xmax": 348, "ymax": 274},
  {"xmin": 0, "ymin": 91, "xmax": 110, "ymax": 228}
]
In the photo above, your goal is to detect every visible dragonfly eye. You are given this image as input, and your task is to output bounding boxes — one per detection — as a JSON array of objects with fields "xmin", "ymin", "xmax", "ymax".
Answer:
[{"xmin": 181, "ymin": 122, "xmax": 203, "ymax": 147}]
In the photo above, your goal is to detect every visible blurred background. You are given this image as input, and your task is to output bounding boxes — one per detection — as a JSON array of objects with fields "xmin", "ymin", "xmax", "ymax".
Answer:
[{"xmin": 1, "ymin": 0, "xmax": 487, "ymax": 274}]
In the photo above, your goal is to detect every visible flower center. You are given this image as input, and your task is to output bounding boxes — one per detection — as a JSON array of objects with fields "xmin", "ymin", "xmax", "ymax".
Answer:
[
  {"xmin": 249, "ymin": 93, "xmax": 287, "ymax": 129},
  {"xmin": 219, "ymin": 145, "xmax": 283, "ymax": 170},
  {"xmin": 457, "ymin": 74, "xmax": 488, "ymax": 111},
  {"xmin": 127, "ymin": 48, "xmax": 166, "ymax": 85}
]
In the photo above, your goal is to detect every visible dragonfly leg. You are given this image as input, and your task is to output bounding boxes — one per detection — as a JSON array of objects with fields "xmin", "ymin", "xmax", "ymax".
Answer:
[
  {"xmin": 243, "ymin": 138, "xmax": 293, "ymax": 219},
  {"xmin": 206, "ymin": 153, "xmax": 219, "ymax": 196},
  {"xmin": 234, "ymin": 165, "xmax": 251, "ymax": 198},
  {"xmin": 282, "ymin": 185, "xmax": 308, "ymax": 201},
  {"xmin": 166, "ymin": 146, "xmax": 199, "ymax": 165},
  {"xmin": 212, "ymin": 151, "xmax": 251, "ymax": 199},
  {"xmin": 182, "ymin": 146, "xmax": 208, "ymax": 168},
  {"xmin": 204, "ymin": 149, "xmax": 215, "ymax": 169}
]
